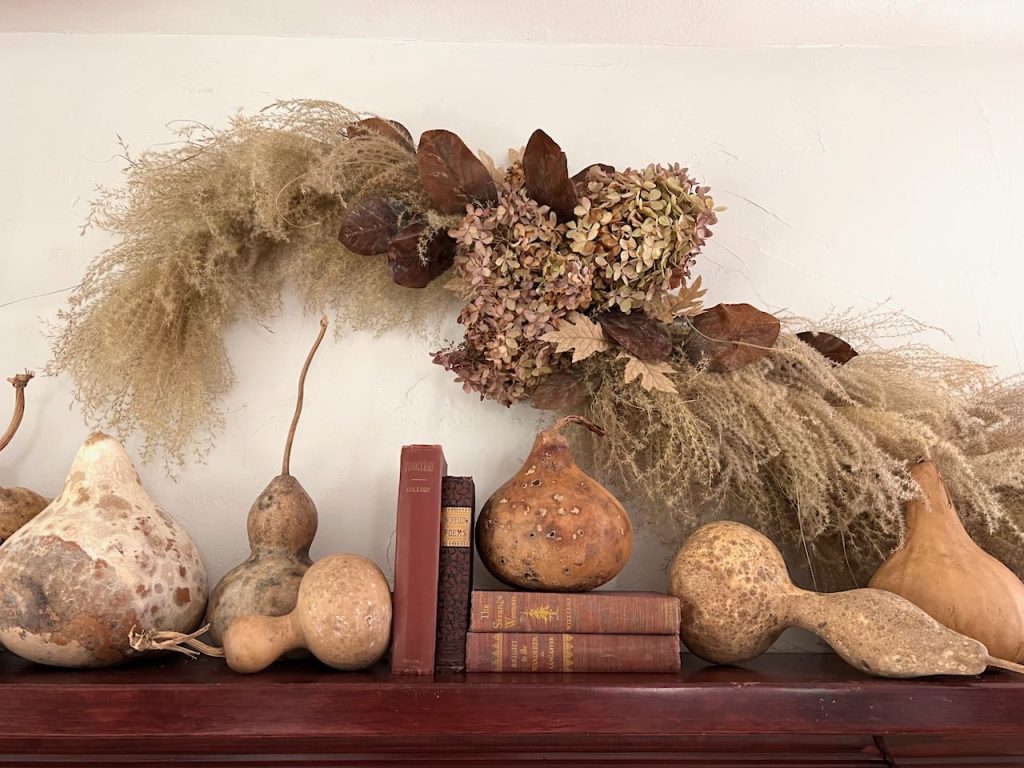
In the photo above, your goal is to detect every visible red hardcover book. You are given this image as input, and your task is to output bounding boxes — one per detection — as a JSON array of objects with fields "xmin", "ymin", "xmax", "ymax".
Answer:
[
  {"xmin": 390, "ymin": 444, "xmax": 447, "ymax": 675},
  {"xmin": 465, "ymin": 632, "xmax": 681, "ymax": 673},
  {"xmin": 470, "ymin": 590, "xmax": 680, "ymax": 635},
  {"xmin": 434, "ymin": 476, "xmax": 475, "ymax": 673}
]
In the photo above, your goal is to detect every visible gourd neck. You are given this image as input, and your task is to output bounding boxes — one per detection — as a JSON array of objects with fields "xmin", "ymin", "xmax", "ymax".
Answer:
[{"xmin": 904, "ymin": 460, "xmax": 970, "ymax": 549}]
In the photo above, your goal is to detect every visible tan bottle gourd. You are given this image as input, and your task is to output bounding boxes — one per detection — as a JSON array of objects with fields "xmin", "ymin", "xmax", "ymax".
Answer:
[
  {"xmin": 869, "ymin": 460, "xmax": 1024, "ymax": 662},
  {"xmin": 204, "ymin": 317, "xmax": 328, "ymax": 644},
  {"xmin": 133, "ymin": 554, "xmax": 392, "ymax": 673},
  {"xmin": 0, "ymin": 373, "xmax": 49, "ymax": 543},
  {"xmin": 669, "ymin": 521, "xmax": 1024, "ymax": 678},
  {"xmin": 476, "ymin": 415, "xmax": 632, "ymax": 591}
]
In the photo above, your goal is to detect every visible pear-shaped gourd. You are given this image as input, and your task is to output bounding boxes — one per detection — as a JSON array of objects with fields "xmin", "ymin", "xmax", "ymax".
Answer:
[
  {"xmin": 476, "ymin": 416, "xmax": 632, "ymax": 591},
  {"xmin": 204, "ymin": 317, "xmax": 327, "ymax": 644},
  {"xmin": 0, "ymin": 432, "xmax": 207, "ymax": 667},
  {"xmin": 1, "ymin": 373, "xmax": 49, "ymax": 542},
  {"xmin": 669, "ymin": 521, "xmax": 1024, "ymax": 678},
  {"xmin": 223, "ymin": 554, "xmax": 392, "ymax": 673},
  {"xmin": 869, "ymin": 460, "xmax": 1024, "ymax": 662}
]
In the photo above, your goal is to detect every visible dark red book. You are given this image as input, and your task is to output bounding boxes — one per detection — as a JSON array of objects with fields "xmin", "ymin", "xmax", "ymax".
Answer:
[
  {"xmin": 390, "ymin": 444, "xmax": 447, "ymax": 675},
  {"xmin": 470, "ymin": 590, "xmax": 680, "ymax": 635},
  {"xmin": 465, "ymin": 632, "xmax": 681, "ymax": 673},
  {"xmin": 434, "ymin": 476, "xmax": 475, "ymax": 673}
]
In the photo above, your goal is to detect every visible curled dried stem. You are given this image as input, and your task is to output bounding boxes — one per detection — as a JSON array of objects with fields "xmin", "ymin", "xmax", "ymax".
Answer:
[
  {"xmin": 282, "ymin": 315, "xmax": 329, "ymax": 477},
  {"xmin": 553, "ymin": 414, "xmax": 605, "ymax": 438},
  {"xmin": 128, "ymin": 623, "xmax": 226, "ymax": 659},
  {"xmin": 1, "ymin": 372, "xmax": 34, "ymax": 454}
]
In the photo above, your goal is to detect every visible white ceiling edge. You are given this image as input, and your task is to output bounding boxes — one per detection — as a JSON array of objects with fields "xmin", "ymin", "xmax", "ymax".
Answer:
[{"xmin": 1, "ymin": 0, "xmax": 1022, "ymax": 49}]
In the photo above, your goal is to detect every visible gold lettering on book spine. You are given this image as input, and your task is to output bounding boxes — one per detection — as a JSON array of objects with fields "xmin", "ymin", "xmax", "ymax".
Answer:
[
  {"xmin": 492, "ymin": 634, "xmax": 503, "ymax": 672},
  {"xmin": 440, "ymin": 506, "xmax": 471, "ymax": 547},
  {"xmin": 562, "ymin": 634, "xmax": 574, "ymax": 672}
]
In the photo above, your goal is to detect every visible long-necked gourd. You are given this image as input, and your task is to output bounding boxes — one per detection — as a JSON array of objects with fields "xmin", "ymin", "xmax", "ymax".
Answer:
[
  {"xmin": 870, "ymin": 460, "xmax": 1024, "ymax": 662},
  {"xmin": 669, "ymin": 521, "xmax": 1024, "ymax": 678}
]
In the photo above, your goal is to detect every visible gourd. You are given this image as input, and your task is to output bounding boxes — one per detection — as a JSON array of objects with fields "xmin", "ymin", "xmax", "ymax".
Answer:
[
  {"xmin": 133, "ymin": 554, "xmax": 392, "ymax": 673},
  {"xmin": 476, "ymin": 416, "xmax": 632, "ymax": 591},
  {"xmin": 870, "ymin": 460, "xmax": 1024, "ymax": 662},
  {"xmin": 204, "ymin": 317, "xmax": 327, "ymax": 644},
  {"xmin": 0, "ymin": 373, "xmax": 49, "ymax": 543},
  {"xmin": 0, "ymin": 432, "xmax": 207, "ymax": 667},
  {"xmin": 669, "ymin": 521, "xmax": 1024, "ymax": 678}
]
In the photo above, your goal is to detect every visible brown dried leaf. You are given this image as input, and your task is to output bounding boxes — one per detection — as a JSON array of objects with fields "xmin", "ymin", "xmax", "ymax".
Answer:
[
  {"xmin": 387, "ymin": 221, "xmax": 457, "ymax": 288},
  {"xmin": 648, "ymin": 276, "xmax": 707, "ymax": 324},
  {"xmin": 348, "ymin": 117, "xmax": 415, "ymax": 150},
  {"xmin": 337, "ymin": 197, "xmax": 409, "ymax": 255},
  {"xmin": 570, "ymin": 163, "xmax": 615, "ymax": 194},
  {"xmin": 797, "ymin": 331, "xmax": 859, "ymax": 365},
  {"xmin": 523, "ymin": 129, "xmax": 579, "ymax": 221},
  {"xmin": 540, "ymin": 314, "xmax": 611, "ymax": 363},
  {"xmin": 597, "ymin": 310, "xmax": 673, "ymax": 362},
  {"xmin": 530, "ymin": 372, "xmax": 591, "ymax": 411},
  {"xmin": 685, "ymin": 303, "xmax": 781, "ymax": 372},
  {"xmin": 417, "ymin": 130, "xmax": 498, "ymax": 214},
  {"xmin": 621, "ymin": 354, "xmax": 678, "ymax": 393}
]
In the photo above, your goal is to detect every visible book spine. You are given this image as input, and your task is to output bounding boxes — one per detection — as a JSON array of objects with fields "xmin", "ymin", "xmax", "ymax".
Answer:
[
  {"xmin": 434, "ymin": 476, "xmax": 475, "ymax": 673},
  {"xmin": 465, "ymin": 633, "xmax": 681, "ymax": 673},
  {"xmin": 390, "ymin": 444, "xmax": 447, "ymax": 675},
  {"xmin": 470, "ymin": 591, "xmax": 680, "ymax": 635}
]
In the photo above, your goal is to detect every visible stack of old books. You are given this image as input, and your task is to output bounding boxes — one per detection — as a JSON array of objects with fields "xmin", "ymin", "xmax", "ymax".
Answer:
[{"xmin": 464, "ymin": 590, "xmax": 681, "ymax": 672}]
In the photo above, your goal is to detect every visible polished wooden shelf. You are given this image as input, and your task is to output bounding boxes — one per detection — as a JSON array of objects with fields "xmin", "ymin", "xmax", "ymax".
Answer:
[{"xmin": 1, "ymin": 651, "xmax": 1021, "ymax": 765}]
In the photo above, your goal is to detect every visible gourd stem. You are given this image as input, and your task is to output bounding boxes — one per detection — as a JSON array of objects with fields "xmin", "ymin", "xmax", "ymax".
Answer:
[
  {"xmin": 0, "ymin": 372, "xmax": 33, "ymax": 454},
  {"xmin": 128, "ymin": 624, "xmax": 226, "ymax": 659},
  {"xmin": 552, "ymin": 414, "xmax": 605, "ymax": 438},
  {"xmin": 282, "ymin": 315, "xmax": 329, "ymax": 477},
  {"xmin": 986, "ymin": 656, "xmax": 1024, "ymax": 675}
]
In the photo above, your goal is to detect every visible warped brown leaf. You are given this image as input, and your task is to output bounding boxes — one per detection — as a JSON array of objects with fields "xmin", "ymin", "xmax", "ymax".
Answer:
[
  {"xmin": 685, "ymin": 303, "xmax": 781, "ymax": 372},
  {"xmin": 348, "ymin": 117, "xmax": 416, "ymax": 151},
  {"xmin": 530, "ymin": 372, "xmax": 591, "ymax": 411},
  {"xmin": 797, "ymin": 331, "xmax": 859, "ymax": 365},
  {"xmin": 417, "ymin": 129, "xmax": 498, "ymax": 214},
  {"xmin": 337, "ymin": 197, "xmax": 409, "ymax": 255},
  {"xmin": 597, "ymin": 309, "xmax": 673, "ymax": 362},
  {"xmin": 387, "ymin": 221, "xmax": 456, "ymax": 288},
  {"xmin": 522, "ymin": 129, "xmax": 579, "ymax": 221}
]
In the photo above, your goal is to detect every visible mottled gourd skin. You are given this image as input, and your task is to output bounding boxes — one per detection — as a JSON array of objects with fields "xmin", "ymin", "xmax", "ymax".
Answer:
[
  {"xmin": 870, "ymin": 460, "xmax": 1024, "ymax": 663},
  {"xmin": 0, "ymin": 487, "xmax": 49, "ymax": 543},
  {"xmin": 0, "ymin": 433, "xmax": 207, "ymax": 668},
  {"xmin": 477, "ymin": 425, "xmax": 632, "ymax": 591},
  {"xmin": 204, "ymin": 474, "xmax": 317, "ymax": 645},
  {"xmin": 224, "ymin": 554, "xmax": 392, "ymax": 673},
  {"xmin": 670, "ymin": 521, "xmax": 999, "ymax": 679}
]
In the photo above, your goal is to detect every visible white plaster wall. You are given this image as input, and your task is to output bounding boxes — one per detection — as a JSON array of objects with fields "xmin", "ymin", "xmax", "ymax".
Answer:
[{"xmin": 1, "ymin": 5, "xmax": 1023, "ymax": 643}]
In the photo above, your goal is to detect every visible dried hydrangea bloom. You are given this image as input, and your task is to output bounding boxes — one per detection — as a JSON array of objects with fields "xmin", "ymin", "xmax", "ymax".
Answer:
[
  {"xmin": 569, "ymin": 164, "xmax": 716, "ymax": 313},
  {"xmin": 435, "ymin": 166, "xmax": 593, "ymax": 404}
]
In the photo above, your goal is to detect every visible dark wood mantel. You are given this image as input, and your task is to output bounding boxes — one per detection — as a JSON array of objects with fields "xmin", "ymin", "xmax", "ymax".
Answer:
[{"xmin": 0, "ymin": 651, "xmax": 1021, "ymax": 766}]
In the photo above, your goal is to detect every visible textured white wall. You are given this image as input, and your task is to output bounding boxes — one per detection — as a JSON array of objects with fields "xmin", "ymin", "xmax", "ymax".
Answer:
[{"xmin": 1, "ymin": 5, "xmax": 1022, "ymax": 644}]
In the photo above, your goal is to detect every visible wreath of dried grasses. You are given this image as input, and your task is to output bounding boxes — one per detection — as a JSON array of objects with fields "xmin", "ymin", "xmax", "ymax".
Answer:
[{"xmin": 49, "ymin": 100, "xmax": 1024, "ymax": 586}]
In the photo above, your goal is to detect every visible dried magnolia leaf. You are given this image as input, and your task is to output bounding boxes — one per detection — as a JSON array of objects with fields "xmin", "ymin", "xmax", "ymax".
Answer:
[
  {"xmin": 337, "ymin": 197, "xmax": 409, "ymax": 255},
  {"xmin": 597, "ymin": 310, "xmax": 673, "ymax": 362},
  {"xmin": 797, "ymin": 331, "xmax": 859, "ymax": 365},
  {"xmin": 530, "ymin": 372, "xmax": 590, "ymax": 411},
  {"xmin": 685, "ymin": 303, "xmax": 781, "ymax": 372},
  {"xmin": 417, "ymin": 130, "xmax": 498, "ymax": 214},
  {"xmin": 348, "ymin": 117, "xmax": 415, "ymax": 150},
  {"xmin": 540, "ymin": 314, "xmax": 611, "ymax": 363},
  {"xmin": 387, "ymin": 221, "xmax": 456, "ymax": 288},
  {"xmin": 523, "ymin": 129, "xmax": 579, "ymax": 221},
  {"xmin": 570, "ymin": 163, "xmax": 615, "ymax": 194},
  {"xmin": 621, "ymin": 354, "xmax": 678, "ymax": 393},
  {"xmin": 648, "ymin": 276, "xmax": 707, "ymax": 324}
]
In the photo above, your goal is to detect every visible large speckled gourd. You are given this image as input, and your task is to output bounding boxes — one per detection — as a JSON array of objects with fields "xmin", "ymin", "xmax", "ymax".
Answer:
[
  {"xmin": 205, "ymin": 317, "xmax": 327, "ymax": 645},
  {"xmin": 669, "ymin": 521, "xmax": 1024, "ymax": 678},
  {"xmin": 0, "ymin": 432, "xmax": 207, "ymax": 667},
  {"xmin": 476, "ymin": 416, "xmax": 632, "ymax": 591},
  {"xmin": 870, "ymin": 460, "xmax": 1024, "ymax": 662}
]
